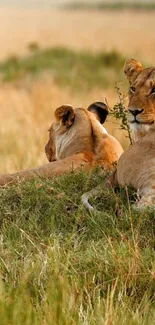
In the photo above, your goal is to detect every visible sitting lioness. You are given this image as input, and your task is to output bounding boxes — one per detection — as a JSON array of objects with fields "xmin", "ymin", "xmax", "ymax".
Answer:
[
  {"xmin": 0, "ymin": 102, "xmax": 123, "ymax": 186},
  {"xmin": 115, "ymin": 58, "xmax": 155, "ymax": 209},
  {"xmin": 82, "ymin": 59, "xmax": 155, "ymax": 210}
]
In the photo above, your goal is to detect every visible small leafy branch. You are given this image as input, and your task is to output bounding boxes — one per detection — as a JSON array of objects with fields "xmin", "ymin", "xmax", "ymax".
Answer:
[{"xmin": 109, "ymin": 84, "xmax": 132, "ymax": 145}]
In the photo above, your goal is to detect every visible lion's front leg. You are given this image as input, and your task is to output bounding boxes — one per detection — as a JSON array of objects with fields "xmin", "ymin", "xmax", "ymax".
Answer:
[{"xmin": 132, "ymin": 192, "xmax": 155, "ymax": 211}]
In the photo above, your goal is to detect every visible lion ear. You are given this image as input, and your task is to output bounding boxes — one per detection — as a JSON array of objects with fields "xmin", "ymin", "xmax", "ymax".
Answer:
[
  {"xmin": 54, "ymin": 105, "xmax": 75, "ymax": 127},
  {"xmin": 87, "ymin": 101, "xmax": 108, "ymax": 124},
  {"xmin": 124, "ymin": 59, "xmax": 143, "ymax": 84}
]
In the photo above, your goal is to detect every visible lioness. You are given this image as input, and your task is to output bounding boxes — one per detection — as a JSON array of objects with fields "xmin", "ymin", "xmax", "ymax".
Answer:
[
  {"xmin": 116, "ymin": 58, "xmax": 155, "ymax": 209},
  {"xmin": 0, "ymin": 102, "xmax": 123, "ymax": 186},
  {"xmin": 82, "ymin": 59, "xmax": 155, "ymax": 210}
]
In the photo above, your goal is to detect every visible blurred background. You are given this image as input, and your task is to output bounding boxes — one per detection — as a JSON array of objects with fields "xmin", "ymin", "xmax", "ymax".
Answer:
[{"xmin": 0, "ymin": 0, "xmax": 154, "ymax": 173}]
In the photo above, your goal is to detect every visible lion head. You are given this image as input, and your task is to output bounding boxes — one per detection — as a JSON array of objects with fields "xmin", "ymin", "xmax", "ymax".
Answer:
[
  {"xmin": 124, "ymin": 58, "xmax": 155, "ymax": 142},
  {"xmin": 45, "ymin": 102, "xmax": 109, "ymax": 162}
]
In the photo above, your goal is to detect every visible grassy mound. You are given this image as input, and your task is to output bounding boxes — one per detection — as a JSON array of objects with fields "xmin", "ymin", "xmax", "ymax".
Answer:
[{"xmin": 0, "ymin": 169, "xmax": 155, "ymax": 324}]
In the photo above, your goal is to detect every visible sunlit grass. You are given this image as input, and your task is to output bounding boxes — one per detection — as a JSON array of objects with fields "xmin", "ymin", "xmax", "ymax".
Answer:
[{"xmin": 0, "ymin": 169, "xmax": 155, "ymax": 324}]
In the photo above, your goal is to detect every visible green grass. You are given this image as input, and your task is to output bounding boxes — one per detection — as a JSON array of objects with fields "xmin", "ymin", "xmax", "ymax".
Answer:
[
  {"xmin": 0, "ymin": 169, "xmax": 155, "ymax": 324},
  {"xmin": 0, "ymin": 47, "xmax": 126, "ymax": 90}
]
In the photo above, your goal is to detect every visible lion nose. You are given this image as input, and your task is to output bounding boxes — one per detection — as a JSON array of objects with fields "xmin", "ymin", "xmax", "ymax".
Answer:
[{"xmin": 129, "ymin": 109, "xmax": 143, "ymax": 117}]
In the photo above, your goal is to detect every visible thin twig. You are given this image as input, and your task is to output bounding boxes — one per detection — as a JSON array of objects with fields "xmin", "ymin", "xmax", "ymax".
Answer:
[{"xmin": 109, "ymin": 84, "xmax": 132, "ymax": 145}]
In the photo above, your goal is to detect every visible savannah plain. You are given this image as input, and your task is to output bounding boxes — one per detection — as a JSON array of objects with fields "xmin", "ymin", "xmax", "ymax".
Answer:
[{"xmin": 1, "ymin": 6, "xmax": 155, "ymax": 325}]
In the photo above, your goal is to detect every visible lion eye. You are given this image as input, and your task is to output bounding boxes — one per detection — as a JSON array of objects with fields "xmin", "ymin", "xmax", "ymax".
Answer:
[
  {"xmin": 130, "ymin": 86, "xmax": 136, "ymax": 93},
  {"xmin": 151, "ymin": 87, "xmax": 155, "ymax": 95}
]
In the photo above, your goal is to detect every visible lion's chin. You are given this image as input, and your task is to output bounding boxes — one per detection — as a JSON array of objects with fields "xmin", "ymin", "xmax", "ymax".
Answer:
[{"xmin": 129, "ymin": 122, "xmax": 152, "ymax": 143}]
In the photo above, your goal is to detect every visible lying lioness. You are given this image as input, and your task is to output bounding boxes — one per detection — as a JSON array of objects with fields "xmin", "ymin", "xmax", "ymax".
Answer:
[
  {"xmin": 82, "ymin": 59, "xmax": 155, "ymax": 210},
  {"xmin": 0, "ymin": 102, "xmax": 123, "ymax": 186}
]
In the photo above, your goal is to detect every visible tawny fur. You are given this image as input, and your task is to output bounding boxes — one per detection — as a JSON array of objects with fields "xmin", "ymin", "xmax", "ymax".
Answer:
[
  {"xmin": 0, "ymin": 102, "xmax": 123, "ymax": 186},
  {"xmin": 116, "ymin": 59, "xmax": 155, "ymax": 209},
  {"xmin": 82, "ymin": 60, "xmax": 155, "ymax": 211}
]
